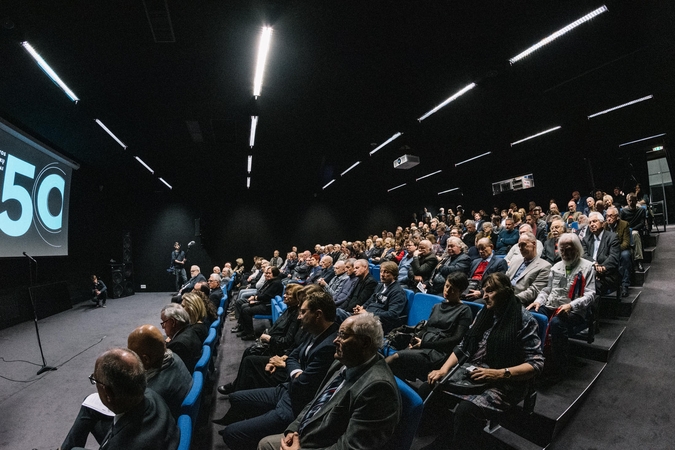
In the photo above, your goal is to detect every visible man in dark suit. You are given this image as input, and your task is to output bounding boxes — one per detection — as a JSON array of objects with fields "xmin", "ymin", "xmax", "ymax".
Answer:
[
  {"xmin": 425, "ymin": 236, "xmax": 472, "ymax": 295},
  {"xmin": 219, "ymin": 291, "xmax": 339, "ymax": 450},
  {"xmin": 258, "ymin": 313, "xmax": 401, "ymax": 450},
  {"xmin": 161, "ymin": 303, "xmax": 203, "ymax": 372},
  {"xmin": 171, "ymin": 265, "xmax": 206, "ymax": 303},
  {"xmin": 353, "ymin": 261, "xmax": 407, "ymax": 334},
  {"xmin": 70, "ymin": 348, "xmax": 179, "ymax": 450},
  {"xmin": 582, "ymin": 212, "xmax": 621, "ymax": 295},
  {"xmin": 406, "ymin": 239, "xmax": 438, "ymax": 290},
  {"xmin": 605, "ymin": 207, "xmax": 632, "ymax": 297},
  {"xmin": 340, "ymin": 259, "xmax": 377, "ymax": 312},
  {"xmin": 61, "ymin": 327, "xmax": 190, "ymax": 449},
  {"xmin": 206, "ymin": 273, "xmax": 224, "ymax": 309},
  {"xmin": 542, "ymin": 219, "xmax": 566, "ymax": 265},
  {"xmin": 464, "ymin": 238, "xmax": 508, "ymax": 300}
]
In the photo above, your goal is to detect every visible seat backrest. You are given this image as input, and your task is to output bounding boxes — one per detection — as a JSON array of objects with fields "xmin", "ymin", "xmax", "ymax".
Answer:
[
  {"xmin": 403, "ymin": 289, "xmax": 415, "ymax": 317},
  {"xmin": 180, "ymin": 371, "xmax": 204, "ymax": 423},
  {"xmin": 177, "ymin": 414, "xmax": 192, "ymax": 450},
  {"xmin": 370, "ymin": 265, "xmax": 380, "ymax": 280},
  {"xmin": 386, "ymin": 377, "xmax": 424, "ymax": 450},
  {"xmin": 463, "ymin": 300, "xmax": 484, "ymax": 319},
  {"xmin": 408, "ymin": 293, "xmax": 443, "ymax": 326},
  {"xmin": 530, "ymin": 311, "xmax": 548, "ymax": 351},
  {"xmin": 204, "ymin": 327, "xmax": 217, "ymax": 349},
  {"xmin": 193, "ymin": 344, "xmax": 211, "ymax": 375}
]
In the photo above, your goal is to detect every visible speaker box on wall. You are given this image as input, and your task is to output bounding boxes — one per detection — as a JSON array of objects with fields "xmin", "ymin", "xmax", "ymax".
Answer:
[
  {"xmin": 111, "ymin": 263, "xmax": 125, "ymax": 298},
  {"xmin": 123, "ymin": 231, "xmax": 132, "ymax": 263},
  {"xmin": 123, "ymin": 262, "xmax": 135, "ymax": 297}
]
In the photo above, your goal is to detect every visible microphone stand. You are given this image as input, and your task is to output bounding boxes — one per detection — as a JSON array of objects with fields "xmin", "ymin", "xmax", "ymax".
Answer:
[{"xmin": 24, "ymin": 253, "xmax": 57, "ymax": 376}]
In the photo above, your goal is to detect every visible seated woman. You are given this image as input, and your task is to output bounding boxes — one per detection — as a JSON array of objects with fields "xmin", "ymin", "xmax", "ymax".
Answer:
[
  {"xmin": 423, "ymin": 272, "xmax": 544, "ymax": 450},
  {"xmin": 181, "ymin": 292, "xmax": 209, "ymax": 342},
  {"xmin": 216, "ymin": 283, "xmax": 304, "ymax": 397},
  {"xmin": 386, "ymin": 272, "xmax": 473, "ymax": 383}
]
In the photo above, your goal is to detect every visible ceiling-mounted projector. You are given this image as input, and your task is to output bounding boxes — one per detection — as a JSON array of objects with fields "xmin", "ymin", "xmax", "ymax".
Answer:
[{"xmin": 393, "ymin": 154, "xmax": 420, "ymax": 169}]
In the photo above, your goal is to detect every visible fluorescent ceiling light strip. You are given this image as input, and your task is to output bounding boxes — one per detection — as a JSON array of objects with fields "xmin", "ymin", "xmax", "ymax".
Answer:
[
  {"xmin": 159, "ymin": 178, "xmax": 172, "ymax": 189},
  {"xmin": 247, "ymin": 177, "xmax": 251, "ymax": 189},
  {"xmin": 587, "ymin": 95, "xmax": 653, "ymax": 119},
  {"xmin": 247, "ymin": 155, "xmax": 253, "ymax": 173},
  {"xmin": 253, "ymin": 27, "xmax": 273, "ymax": 97},
  {"xmin": 249, "ymin": 116, "xmax": 259, "ymax": 147},
  {"xmin": 322, "ymin": 179, "xmax": 336, "ymax": 190},
  {"xmin": 510, "ymin": 126, "xmax": 561, "ymax": 147},
  {"xmin": 387, "ymin": 183, "xmax": 407, "ymax": 192},
  {"xmin": 21, "ymin": 41, "xmax": 80, "ymax": 103},
  {"xmin": 438, "ymin": 187, "xmax": 460, "ymax": 195},
  {"xmin": 618, "ymin": 133, "xmax": 666, "ymax": 148},
  {"xmin": 369, "ymin": 132, "xmax": 403, "ymax": 156},
  {"xmin": 455, "ymin": 151, "xmax": 492, "ymax": 166},
  {"xmin": 418, "ymin": 83, "xmax": 476, "ymax": 122},
  {"xmin": 509, "ymin": 5, "xmax": 608, "ymax": 64},
  {"xmin": 416, "ymin": 170, "xmax": 443, "ymax": 182},
  {"xmin": 341, "ymin": 161, "xmax": 361, "ymax": 176},
  {"xmin": 134, "ymin": 156, "xmax": 154, "ymax": 174},
  {"xmin": 95, "ymin": 119, "xmax": 128, "ymax": 149}
]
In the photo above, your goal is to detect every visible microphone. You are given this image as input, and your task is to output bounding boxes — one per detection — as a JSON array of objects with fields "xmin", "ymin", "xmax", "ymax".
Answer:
[
  {"xmin": 23, "ymin": 252, "xmax": 37, "ymax": 263},
  {"xmin": 187, "ymin": 241, "xmax": 196, "ymax": 248}
]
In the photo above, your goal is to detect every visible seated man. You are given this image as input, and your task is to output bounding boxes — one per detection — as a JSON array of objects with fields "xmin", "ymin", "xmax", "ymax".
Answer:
[
  {"xmin": 541, "ymin": 219, "xmax": 566, "ymax": 265},
  {"xmin": 171, "ymin": 265, "xmax": 206, "ymax": 303},
  {"xmin": 319, "ymin": 260, "xmax": 357, "ymax": 307},
  {"xmin": 161, "ymin": 303, "xmax": 203, "ymax": 372},
  {"xmin": 605, "ymin": 207, "xmax": 632, "ymax": 297},
  {"xmin": 562, "ymin": 200, "xmax": 581, "ymax": 225},
  {"xmin": 232, "ymin": 260, "xmax": 271, "ymax": 322},
  {"xmin": 504, "ymin": 224, "xmax": 544, "ymax": 265},
  {"xmin": 206, "ymin": 272, "xmax": 224, "ymax": 309},
  {"xmin": 352, "ymin": 261, "xmax": 408, "ymax": 334},
  {"xmin": 65, "ymin": 348, "xmax": 179, "ymax": 450},
  {"xmin": 60, "ymin": 326, "xmax": 191, "ymax": 449},
  {"xmin": 620, "ymin": 192, "xmax": 647, "ymax": 271},
  {"xmin": 506, "ymin": 232, "xmax": 552, "ymax": 305},
  {"xmin": 463, "ymin": 238, "xmax": 508, "ymax": 300},
  {"xmin": 258, "ymin": 313, "xmax": 401, "ymax": 450},
  {"xmin": 397, "ymin": 240, "xmax": 417, "ymax": 283},
  {"xmin": 425, "ymin": 237, "xmax": 472, "ymax": 295},
  {"xmin": 340, "ymin": 259, "xmax": 378, "ymax": 312},
  {"xmin": 582, "ymin": 212, "xmax": 621, "ymax": 295},
  {"xmin": 495, "ymin": 218, "xmax": 518, "ymax": 255},
  {"xmin": 219, "ymin": 291, "xmax": 339, "ymax": 450},
  {"xmin": 237, "ymin": 266, "xmax": 285, "ymax": 340},
  {"xmin": 406, "ymin": 239, "xmax": 438, "ymax": 290},
  {"xmin": 528, "ymin": 233, "xmax": 596, "ymax": 378}
]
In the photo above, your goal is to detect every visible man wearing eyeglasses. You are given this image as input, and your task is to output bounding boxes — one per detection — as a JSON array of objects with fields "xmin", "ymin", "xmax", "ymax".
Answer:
[
  {"xmin": 218, "ymin": 291, "xmax": 339, "ymax": 450},
  {"xmin": 62, "ymin": 347, "xmax": 179, "ymax": 450},
  {"xmin": 258, "ymin": 313, "xmax": 401, "ymax": 450},
  {"xmin": 353, "ymin": 261, "xmax": 407, "ymax": 334},
  {"xmin": 160, "ymin": 303, "xmax": 202, "ymax": 372},
  {"xmin": 206, "ymin": 273, "xmax": 224, "ymax": 309}
]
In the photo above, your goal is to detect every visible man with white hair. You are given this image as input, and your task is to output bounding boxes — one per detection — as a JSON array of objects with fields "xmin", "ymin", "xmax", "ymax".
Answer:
[
  {"xmin": 581, "ymin": 212, "xmax": 621, "ymax": 295},
  {"xmin": 507, "ymin": 232, "xmax": 551, "ymax": 305},
  {"xmin": 605, "ymin": 207, "xmax": 632, "ymax": 297},
  {"xmin": 528, "ymin": 233, "xmax": 596, "ymax": 378}
]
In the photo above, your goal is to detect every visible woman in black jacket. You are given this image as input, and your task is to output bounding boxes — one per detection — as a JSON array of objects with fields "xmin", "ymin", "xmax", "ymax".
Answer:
[
  {"xmin": 386, "ymin": 272, "xmax": 473, "ymax": 383},
  {"xmin": 237, "ymin": 266, "xmax": 284, "ymax": 340}
]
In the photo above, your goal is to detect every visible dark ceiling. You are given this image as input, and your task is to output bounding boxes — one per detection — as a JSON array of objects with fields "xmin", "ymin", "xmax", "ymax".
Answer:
[{"xmin": 1, "ymin": 1, "xmax": 675, "ymax": 211}]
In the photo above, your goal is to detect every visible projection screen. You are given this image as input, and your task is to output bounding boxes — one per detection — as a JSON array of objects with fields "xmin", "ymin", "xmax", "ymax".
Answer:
[{"xmin": 0, "ymin": 117, "xmax": 79, "ymax": 257}]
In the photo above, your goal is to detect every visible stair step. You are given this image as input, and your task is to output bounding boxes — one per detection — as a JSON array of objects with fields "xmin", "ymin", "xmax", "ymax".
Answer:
[
  {"xmin": 643, "ymin": 246, "xmax": 656, "ymax": 263},
  {"xmin": 600, "ymin": 289, "xmax": 641, "ymax": 318},
  {"xmin": 631, "ymin": 264, "xmax": 650, "ymax": 286},
  {"xmin": 570, "ymin": 321, "xmax": 626, "ymax": 362}
]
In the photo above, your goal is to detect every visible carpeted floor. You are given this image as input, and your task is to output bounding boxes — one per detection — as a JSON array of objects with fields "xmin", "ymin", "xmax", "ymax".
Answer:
[{"xmin": 1, "ymin": 231, "xmax": 673, "ymax": 449}]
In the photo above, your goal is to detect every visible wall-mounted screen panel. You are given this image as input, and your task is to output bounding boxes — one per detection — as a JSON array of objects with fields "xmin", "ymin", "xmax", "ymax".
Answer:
[
  {"xmin": 492, "ymin": 173, "xmax": 535, "ymax": 196},
  {"xmin": 0, "ymin": 118, "xmax": 79, "ymax": 257}
]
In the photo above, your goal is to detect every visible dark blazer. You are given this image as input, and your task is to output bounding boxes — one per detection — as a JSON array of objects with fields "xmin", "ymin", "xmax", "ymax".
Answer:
[
  {"xmin": 166, "ymin": 325, "xmax": 202, "ymax": 372},
  {"xmin": 179, "ymin": 273, "xmax": 206, "ymax": 294},
  {"xmin": 286, "ymin": 322, "xmax": 340, "ymax": 415},
  {"xmin": 208, "ymin": 287, "xmax": 223, "ymax": 309},
  {"xmin": 342, "ymin": 274, "xmax": 378, "ymax": 311},
  {"xmin": 285, "ymin": 357, "xmax": 401, "ymax": 450},
  {"xmin": 92, "ymin": 389, "xmax": 179, "ymax": 450},
  {"xmin": 582, "ymin": 230, "xmax": 620, "ymax": 273},
  {"xmin": 148, "ymin": 352, "xmax": 193, "ymax": 420},
  {"xmin": 426, "ymin": 253, "xmax": 472, "ymax": 294},
  {"xmin": 541, "ymin": 238, "xmax": 561, "ymax": 265},
  {"xmin": 408, "ymin": 252, "xmax": 438, "ymax": 282},
  {"xmin": 267, "ymin": 305, "xmax": 301, "ymax": 355},
  {"xmin": 361, "ymin": 281, "xmax": 408, "ymax": 333},
  {"xmin": 468, "ymin": 255, "xmax": 508, "ymax": 279},
  {"xmin": 257, "ymin": 277, "xmax": 284, "ymax": 305}
]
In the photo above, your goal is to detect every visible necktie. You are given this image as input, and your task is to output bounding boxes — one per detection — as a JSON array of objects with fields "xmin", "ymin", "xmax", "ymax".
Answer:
[
  {"xmin": 298, "ymin": 369, "xmax": 346, "ymax": 434},
  {"xmin": 511, "ymin": 259, "xmax": 532, "ymax": 285},
  {"xmin": 472, "ymin": 260, "xmax": 489, "ymax": 280}
]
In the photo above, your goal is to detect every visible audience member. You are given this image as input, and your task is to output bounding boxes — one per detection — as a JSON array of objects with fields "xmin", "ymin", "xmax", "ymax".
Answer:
[
  {"xmin": 605, "ymin": 207, "xmax": 632, "ymax": 297},
  {"xmin": 352, "ymin": 261, "xmax": 407, "ymax": 334},
  {"xmin": 341, "ymin": 259, "xmax": 378, "ymax": 312},
  {"xmin": 406, "ymin": 239, "xmax": 438, "ymax": 290},
  {"xmin": 495, "ymin": 218, "xmax": 518, "ymax": 255},
  {"xmin": 506, "ymin": 232, "xmax": 552, "ymax": 305},
  {"xmin": 504, "ymin": 224, "xmax": 544, "ymax": 265},
  {"xmin": 171, "ymin": 265, "xmax": 206, "ymax": 303},
  {"xmin": 464, "ymin": 238, "xmax": 508, "ymax": 300},
  {"xmin": 206, "ymin": 273, "xmax": 224, "ymax": 309},
  {"xmin": 236, "ymin": 266, "xmax": 285, "ymax": 340},
  {"xmin": 160, "ymin": 303, "xmax": 202, "ymax": 372},
  {"xmin": 581, "ymin": 212, "xmax": 620, "ymax": 294},
  {"xmin": 425, "ymin": 237, "xmax": 472, "ymax": 295},
  {"xmin": 541, "ymin": 219, "xmax": 566, "ymax": 265},
  {"xmin": 620, "ymin": 192, "xmax": 646, "ymax": 271}
]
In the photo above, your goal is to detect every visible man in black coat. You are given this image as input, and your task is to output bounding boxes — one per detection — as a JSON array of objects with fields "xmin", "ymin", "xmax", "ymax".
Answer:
[
  {"xmin": 340, "ymin": 259, "xmax": 378, "ymax": 312},
  {"xmin": 407, "ymin": 239, "xmax": 438, "ymax": 290},
  {"xmin": 161, "ymin": 304, "xmax": 203, "ymax": 372},
  {"xmin": 171, "ymin": 265, "xmax": 206, "ymax": 303},
  {"xmin": 582, "ymin": 212, "xmax": 621, "ymax": 294},
  {"xmin": 207, "ymin": 273, "xmax": 224, "ymax": 309}
]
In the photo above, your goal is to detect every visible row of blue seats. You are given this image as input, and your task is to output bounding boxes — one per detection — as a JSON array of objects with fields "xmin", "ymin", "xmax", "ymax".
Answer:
[{"xmin": 176, "ymin": 282, "xmax": 234, "ymax": 450}]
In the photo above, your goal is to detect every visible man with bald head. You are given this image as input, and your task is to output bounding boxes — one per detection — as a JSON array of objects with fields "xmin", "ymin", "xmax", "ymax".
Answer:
[
  {"xmin": 61, "ymin": 347, "xmax": 179, "ymax": 450},
  {"xmin": 464, "ymin": 238, "xmax": 508, "ymax": 300}
]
